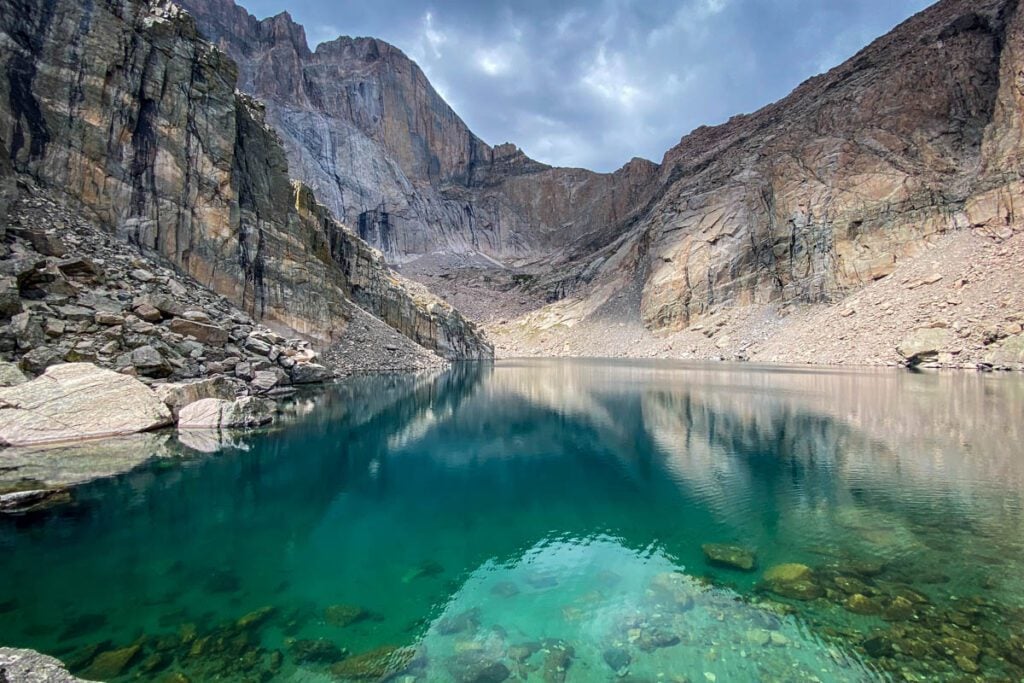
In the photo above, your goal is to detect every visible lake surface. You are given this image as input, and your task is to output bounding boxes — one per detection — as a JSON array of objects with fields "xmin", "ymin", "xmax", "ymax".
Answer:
[{"xmin": 2, "ymin": 359, "xmax": 1024, "ymax": 682}]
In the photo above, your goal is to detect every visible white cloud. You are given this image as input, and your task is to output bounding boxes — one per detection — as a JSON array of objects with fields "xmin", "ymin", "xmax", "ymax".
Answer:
[
  {"xmin": 581, "ymin": 47, "xmax": 645, "ymax": 109},
  {"xmin": 422, "ymin": 11, "xmax": 447, "ymax": 59}
]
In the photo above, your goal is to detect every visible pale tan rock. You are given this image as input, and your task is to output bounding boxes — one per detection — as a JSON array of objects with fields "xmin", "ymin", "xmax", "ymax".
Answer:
[
  {"xmin": 897, "ymin": 328, "xmax": 953, "ymax": 365},
  {"xmin": 154, "ymin": 377, "xmax": 238, "ymax": 418},
  {"xmin": 0, "ymin": 363, "xmax": 172, "ymax": 447},
  {"xmin": 178, "ymin": 397, "xmax": 275, "ymax": 430}
]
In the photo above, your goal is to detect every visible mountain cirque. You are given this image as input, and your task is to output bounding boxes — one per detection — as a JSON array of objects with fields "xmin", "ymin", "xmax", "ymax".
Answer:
[
  {"xmin": 1, "ymin": 0, "xmax": 1023, "ymax": 373},
  {"xmin": 178, "ymin": 0, "xmax": 1024, "ymax": 370}
]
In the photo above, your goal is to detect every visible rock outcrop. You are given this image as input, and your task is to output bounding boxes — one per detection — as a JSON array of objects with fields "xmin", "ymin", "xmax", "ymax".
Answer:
[
  {"xmin": 0, "ymin": 0, "xmax": 490, "ymax": 361},
  {"xmin": 178, "ymin": 395, "xmax": 275, "ymax": 429},
  {"xmin": 0, "ymin": 647, "xmax": 85, "ymax": 682},
  {"xmin": 0, "ymin": 363, "xmax": 172, "ymax": 446}
]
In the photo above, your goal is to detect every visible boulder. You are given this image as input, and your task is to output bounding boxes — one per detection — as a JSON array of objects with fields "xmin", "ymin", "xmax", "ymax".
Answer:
[
  {"xmin": 0, "ymin": 363, "xmax": 172, "ymax": 446},
  {"xmin": 0, "ymin": 276, "xmax": 20, "ymax": 318},
  {"xmin": 18, "ymin": 346, "xmax": 62, "ymax": 375},
  {"xmin": 702, "ymin": 543, "xmax": 757, "ymax": 571},
  {"xmin": 290, "ymin": 362, "xmax": 332, "ymax": 384},
  {"xmin": 985, "ymin": 334, "xmax": 1024, "ymax": 368},
  {"xmin": 250, "ymin": 369, "xmax": 285, "ymax": 393},
  {"xmin": 168, "ymin": 318, "xmax": 229, "ymax": 345},
  {"xmin": 178, "ymin": 397, "xmax": 275, "ymax": 429},
  {"xmin": 897, "ymin": 328, "xmax": 951, "ymax": 366},
  {"xmin": 133, "ymin": 302, "xmax": 162, "ymax": 323},
  {"xmin": 131, "ymin": 345, "xmax": 172, "ymax": 378},
  {"xmin": 154, "ymin": 377, "xmax": 238, "ymax": 418},
  {"xmin": 0, "ymin": 361, "xmax": 28, "ymax": 387}
]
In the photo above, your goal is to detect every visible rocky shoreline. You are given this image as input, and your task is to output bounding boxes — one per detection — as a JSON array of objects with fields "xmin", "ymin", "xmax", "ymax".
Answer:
[
  {"xmin": 0, "ymin": 647, "xmax": 84, "ymax": 682},
  {"xmin": 0, "ymin": 186, "xmax": 460, "ymax": 514}
]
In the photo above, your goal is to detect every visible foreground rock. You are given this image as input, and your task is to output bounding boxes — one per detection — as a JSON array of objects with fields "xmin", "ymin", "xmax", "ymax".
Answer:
[
  {"xmin": 0, "ymin": 648, "xmax": 85, "ymax": 682},
  {"xmin": 0, "ymin": 364, "xmax": 172, "ymax": 447},
  {"xmin": 178, "ymin": 397, "xmax": 276, "ymax": 430}
]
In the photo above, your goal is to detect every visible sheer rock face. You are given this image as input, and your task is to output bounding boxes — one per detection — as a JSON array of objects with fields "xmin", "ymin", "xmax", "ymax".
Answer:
[
  {"xmin": 0, "ymin": 0, "xmax": 490, "ymax": 359},
  {"xmin": 178, "ymin": 0, "xmax": 660, "ymax": 263}
]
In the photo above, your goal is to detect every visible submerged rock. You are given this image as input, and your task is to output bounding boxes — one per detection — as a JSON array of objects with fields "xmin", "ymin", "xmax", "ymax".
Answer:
[
  {"xmin": 329, "ymin": 645, "xmax": 414, "ymax": 679},
  {"xmin": 603, "ymin": 646, "xmax": 631, "ymax": 673},
  {"xmin": 763, "ymin": 564, "xmax": 812, "ymax": 583},
  {"xmin": 490, "ymin": 581, "xmax": 519, "ymax": 598},
  {"xmin": 437, "ymin": 607, "xmax": 480, "ymax": 635},
  {"xmin": 235, "ymin": 606, "xmax": 277, "ymax": 631},
  {"xmin": 702, "ymin": 543, "xmax": 757, "ymax": 571},
  {"xmin": 0, "ymin": 363, "xmax": 172, "ymax": 446},
  {"xmin": 762, "ymin": 563, "xmax": 824, "ymax": 601},
  {"xmin": 324, "ymin": 604, "xmax": 369, "ymax": 628},
  {"xmin": 288, "ymin": 638, "xmax": 345, "ymax": 664},
  {"xmin": 80, "ymin": 644, "xmax": 141, "ymax": 680},
  {"xmin": 844, "ymin": 593, "xmax": 880, "ymax": 615}
]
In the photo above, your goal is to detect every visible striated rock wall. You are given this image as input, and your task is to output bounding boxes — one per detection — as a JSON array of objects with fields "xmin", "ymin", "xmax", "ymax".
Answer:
[
  {"xmin": 178, "ymin": 0, "xmax": 660, "ymax": 263},
  {"xmin": 0, "ymin": 0, "xmax": 490, "ymax": 358}
]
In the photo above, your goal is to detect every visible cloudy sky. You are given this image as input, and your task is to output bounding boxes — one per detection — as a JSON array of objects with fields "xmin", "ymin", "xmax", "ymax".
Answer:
[{"xmin": 238, "ymin": 0, "xmax": 932, "ymax": 172}]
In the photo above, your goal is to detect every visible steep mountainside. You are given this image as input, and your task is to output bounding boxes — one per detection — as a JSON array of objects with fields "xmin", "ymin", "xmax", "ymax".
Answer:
[
  {"xmin": 0, "ymin": 0, "xmax": 491, "ymax": 360},
  {"xmin": 177, "ymin": 0, "xmax": 659, "ymax": 263}
]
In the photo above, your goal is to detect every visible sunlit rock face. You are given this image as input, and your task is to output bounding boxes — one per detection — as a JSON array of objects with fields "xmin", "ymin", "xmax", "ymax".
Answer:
[
  {"xmin": 178, "ymin": 0, "xmax": 661, "ymax": 264},
  {"xmin": 0, "ymin": 0, "xmax": 490, "ymax": 359}
]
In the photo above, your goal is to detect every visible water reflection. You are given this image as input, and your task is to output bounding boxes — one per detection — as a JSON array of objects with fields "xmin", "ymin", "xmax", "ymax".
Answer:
[{"xmin": 0, "ymin": 359, "xmax": 1022, "ymax": 681}]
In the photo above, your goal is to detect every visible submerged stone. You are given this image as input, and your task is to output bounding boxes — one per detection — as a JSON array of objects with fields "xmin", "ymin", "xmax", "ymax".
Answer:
[
  {"xmin": 437, "ymin": 607, "xmax": 480, "ymax": 635},
  {"xmin": 881, "ymin": 596, "xmax": 916, "ymax": 621},
  {"xmin": 763, "ymin": 563, "xmax": 812, "ymax": 583},
  {"xmin": 329, "ymin": 645, "xmax": 414, "ymax": 680},
  {"xmin": 602, "ymin": 646, "xmax": 631, "ymax": 672},
  {"xmin": 288, "ymin": 638, "xmax": 345, "ymax": 664},
  {"xmin": 844, "ymin": 593, "xmax": 880, "ymax": 615},
  {"xmin": 80, "ymin": 644, "xmax": 141, "ymax": 680},
  {"xmin": 236, "ymin": 606, "xmax": 277, "ymax": 630},
  {"xmin": 324, "ymin": 604, "xmax": 369, "ymax": 628},
  {"xmin": 702, "ymin": 543, "xmax": 757, "ymax": 571},
  {"xmin": 402, "ymin": 560, "xmax": 444, "ymax": 583},
  {"xmin": 490, "ymin": 581, "xmax": 520, "ymax": 598}
]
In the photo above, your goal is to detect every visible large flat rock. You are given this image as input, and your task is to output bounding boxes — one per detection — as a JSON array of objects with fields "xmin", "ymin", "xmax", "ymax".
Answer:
[
  {"xmin": 0, "ymin": 363, "xmax": 172, "ymax": 447},
  {"xmin": 0, "ymin": 647, "xmax": 85, "ymax": 682}
]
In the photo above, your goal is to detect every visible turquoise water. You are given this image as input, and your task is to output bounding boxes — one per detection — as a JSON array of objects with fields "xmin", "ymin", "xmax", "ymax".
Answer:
[{"xmin": 2, "ymin": 359, "xmax": 1024, "ymax": 682}]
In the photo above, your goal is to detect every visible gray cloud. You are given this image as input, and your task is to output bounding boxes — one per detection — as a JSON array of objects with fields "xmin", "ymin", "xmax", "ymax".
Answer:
[{"xmin": 238, "ymin": 0, "xmax": 933, "ymax": 172}]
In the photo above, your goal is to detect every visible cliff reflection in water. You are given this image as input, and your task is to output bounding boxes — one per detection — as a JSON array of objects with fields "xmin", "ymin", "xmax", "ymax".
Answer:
[{"xmin": 1, "ymin": 359, "xmax": 1023, "ymax": 682}]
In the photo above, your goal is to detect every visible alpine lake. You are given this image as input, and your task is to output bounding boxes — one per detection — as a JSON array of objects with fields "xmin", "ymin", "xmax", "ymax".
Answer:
[{"xmin": 1, "ymin": 359, "xmax": 1023, "ymax": 682}]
